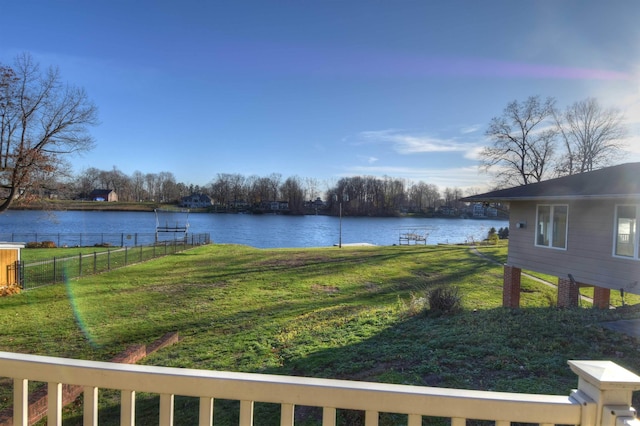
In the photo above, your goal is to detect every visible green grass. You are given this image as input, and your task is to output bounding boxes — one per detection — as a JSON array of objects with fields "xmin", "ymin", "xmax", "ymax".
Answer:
[
  {"xmin": 2, "ymin": 243, "xmax": 640, "ymax": 425},
  {"xmin": 21, "ymin": 247, "xmax": 114, "ymax": 263}
]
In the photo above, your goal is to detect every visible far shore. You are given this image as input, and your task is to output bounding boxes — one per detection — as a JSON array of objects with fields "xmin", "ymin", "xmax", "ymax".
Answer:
[{"xmin": 9, "ymin": 200, "xmax": 509, "ymax": 220}]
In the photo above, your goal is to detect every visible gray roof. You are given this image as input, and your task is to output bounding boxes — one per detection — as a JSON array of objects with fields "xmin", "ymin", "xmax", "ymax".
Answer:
[{"xmin": 462, "ymin": 162, "xmax": 640, "ymax": 202}]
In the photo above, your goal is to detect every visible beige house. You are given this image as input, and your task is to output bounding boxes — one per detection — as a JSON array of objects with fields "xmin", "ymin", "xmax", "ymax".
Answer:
[{"xmin": 462, "ymin": 162, "xmax": 640, "ymax": 308}]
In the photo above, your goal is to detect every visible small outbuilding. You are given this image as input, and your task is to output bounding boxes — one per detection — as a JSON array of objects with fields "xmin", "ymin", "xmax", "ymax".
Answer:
[
  {"xmin": 462, "ymin": 162, "xmax": 640, "ymax": 308},
  {"xmin": 0, "ymin": 242, "xmax": 25, "ymax": 293},
  {"xmin": 89, "ymin": 189, "xmax": 118, "ymax": 202}
]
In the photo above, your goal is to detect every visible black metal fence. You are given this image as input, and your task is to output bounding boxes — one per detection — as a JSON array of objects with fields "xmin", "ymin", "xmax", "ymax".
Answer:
[
  {"xmin": 0, "ymin": 232, "xmax": 208, "ymax": 248},
  {"xmin": 17, "ymin": 233, "xmax": 211, "ymax": 290}
]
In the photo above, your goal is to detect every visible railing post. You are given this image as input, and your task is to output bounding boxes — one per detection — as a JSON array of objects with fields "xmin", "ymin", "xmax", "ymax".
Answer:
[{"xmin": 569, "ymin": 360, "xmax": 640, "ymax": 426}]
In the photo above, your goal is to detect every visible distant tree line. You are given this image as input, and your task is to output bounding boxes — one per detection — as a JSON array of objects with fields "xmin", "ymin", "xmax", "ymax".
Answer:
[{"xmin": 32, "ymin": 167, "xmax": 495, "ymax": 217}]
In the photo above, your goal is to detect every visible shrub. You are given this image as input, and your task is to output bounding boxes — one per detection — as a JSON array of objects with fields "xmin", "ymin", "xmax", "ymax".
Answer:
[
  {"xmin": 25, "ymin": 241, "xmax": 57, "ymax": 248},
  {"xmin": 401, "ymin": 292, "xmax": 428, "ymax": 317},
  {"xmin": 498, "ymin": 227, "xmax": 509, "ymax": 239},
  {"xmin": 487, "ymin": 227, "xmax": 497, "ymax": 239},
  {"xmin": 0, "ymin": 284, "xmax": 21, "ymax": 297},
  {"xmin": 488, "ymin": 233, "xmax": 499, "ymax": 245},
  {"xmin": 427, "ymin": 286, "xmax": 462, "ymax": 316}
]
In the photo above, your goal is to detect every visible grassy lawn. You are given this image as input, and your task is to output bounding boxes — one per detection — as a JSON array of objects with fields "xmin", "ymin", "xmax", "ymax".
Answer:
[
  {"xmin": 22, "ymin": 247, "xmax": 114, "ymax": 263},
  {"xmin": 2, "ymin": 243, "xmax": 640, "ymax": 425}
]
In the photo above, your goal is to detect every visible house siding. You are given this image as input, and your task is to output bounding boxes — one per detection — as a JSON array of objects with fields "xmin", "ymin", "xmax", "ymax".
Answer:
[{"xmin": 507, "ymin": 199, "xmax": 640, "ymax": 294}]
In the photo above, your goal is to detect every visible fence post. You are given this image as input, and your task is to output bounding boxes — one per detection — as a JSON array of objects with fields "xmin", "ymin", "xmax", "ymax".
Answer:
[
  {"xmin": 93, "ymin": 252, "xmax": 97, "ymax": 274},
  {"xmin": 79, "ymin": 253, "xmax": 82, "ymax": 277},
  {"xmin": 107, "ymin": 249, "xmax": 111, "ymax": 271},
  {"xmin": 53, "ymin": 257, "xmax": 57, "ymax": 283},
  {"xmin": 125, "ymin": 247, "xmax": 128, "ymax": 266},
  {"xmin": 569, "ymin": 360, "xmax": 640, "ymax": 426}
]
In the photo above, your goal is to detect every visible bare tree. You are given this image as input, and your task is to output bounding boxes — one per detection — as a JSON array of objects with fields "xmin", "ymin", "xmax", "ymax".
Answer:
[
  {"xmin": 0, "ymin": 53, "xmax": 98, "ymax": 211},
  {"xmin": 481, "ymin": 96, "xmax": 557, "ymax": 186},
  {"xmin": 280, "ymin": 176, "xmax": 305, "ymax": 213},
  {"xmin": 555, "ymin": 97, "xmax": 627, "ymax": 175}
]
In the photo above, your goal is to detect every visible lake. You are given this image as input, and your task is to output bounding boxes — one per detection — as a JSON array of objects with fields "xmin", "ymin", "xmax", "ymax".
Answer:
[{"xmin": 0, "ymin": 210, "xmax": 508, "ymax": 248}]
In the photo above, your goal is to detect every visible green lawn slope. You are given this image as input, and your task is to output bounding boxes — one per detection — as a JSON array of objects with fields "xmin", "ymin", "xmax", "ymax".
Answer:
[{"xmin": 2, "ymin": 243, "xmax": 639, "ymax": 425}]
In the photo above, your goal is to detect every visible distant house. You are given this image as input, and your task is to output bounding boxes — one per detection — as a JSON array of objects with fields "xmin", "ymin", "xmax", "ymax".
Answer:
[
  {"xmin": 462, "ymin": 162, "xmax": 640, "ymax": 309},
  {"xmin": 180, "ymin": 193, "xmax": 212, "ymax": 209},
  {"xmin": 269, "ymin": 201, "xmax": 289, "ymax": 211},
  {"xmin": 89, "ymin": 189, "xmax": 118, "ymax": 202},
  {"xmin": 471, "ymin": 203, "xmax": 498, "ymax": 218}
]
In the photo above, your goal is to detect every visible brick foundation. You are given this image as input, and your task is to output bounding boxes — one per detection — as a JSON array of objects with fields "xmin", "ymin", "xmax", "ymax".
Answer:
[
  {"xmin": 593, "ymin": 286, "xmax": 611, "ymax": 309},
  {"xmin": 503, "ymin": 265, "xmax": 522, "ymax": 308},
  {"xmin": 557, "ymin": 278, "xmax": 579, "ymax": 307}
]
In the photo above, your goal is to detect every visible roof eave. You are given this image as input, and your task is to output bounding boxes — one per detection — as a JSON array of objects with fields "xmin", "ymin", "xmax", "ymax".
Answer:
[{"xmin": 463, "ymin": 194, "xmax": 640, "ymax": 202}]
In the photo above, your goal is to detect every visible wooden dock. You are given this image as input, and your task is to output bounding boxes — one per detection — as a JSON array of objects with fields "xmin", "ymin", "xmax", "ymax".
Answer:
[{"xmin": 398, "ymin": 228, "xmax": 428, "ymax": 245}]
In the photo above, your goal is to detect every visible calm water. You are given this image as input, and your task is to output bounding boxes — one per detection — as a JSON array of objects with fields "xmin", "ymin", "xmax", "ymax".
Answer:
[{"xmin": 0, "ymin": 210, "xmax": 508, "ymax": 248}]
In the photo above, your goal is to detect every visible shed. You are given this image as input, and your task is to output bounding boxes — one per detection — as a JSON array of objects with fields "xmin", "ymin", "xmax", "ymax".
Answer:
[
  {"xmin": 462, "ymin": 162, "xmax": 640, "ymax": 308},
  {"xmin": 0, "ymin": 242, "xmax": 25, "ymax": 290},
  {"xmin": 89, "ymin": 189, "xmax": 118, "ymax": 202}
]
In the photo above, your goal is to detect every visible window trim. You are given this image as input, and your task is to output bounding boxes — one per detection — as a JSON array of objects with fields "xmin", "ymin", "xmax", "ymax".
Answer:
[
  {"xmin": 613, "ymin": 204, "xmax": 639, "ymax": 260},
  {"xmin": 535, "ymin": 204, "xmax": 569, "ymax": 250}
]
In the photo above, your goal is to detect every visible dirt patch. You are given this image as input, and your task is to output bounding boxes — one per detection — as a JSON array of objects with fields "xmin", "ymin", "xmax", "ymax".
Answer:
[
  {"xmin": 150, "ymin": 282, "xmax": 228, "ymax": 294},
  {"xmin": 311, "ymin": 284, "xmax": 339, "ymax": 293},
  {"xmin": 364, "ymin": 282, "xmax": 380, "ymax": 292}
]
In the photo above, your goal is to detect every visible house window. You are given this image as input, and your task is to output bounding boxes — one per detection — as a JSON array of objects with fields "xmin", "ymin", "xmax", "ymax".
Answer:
[
  {"xmin": 536, "ymin": 204, "xmax": 568, "ymax": 249},
  {"xmin": 614, "ymin": 205, "xmax": 638, "ymax": 259}
]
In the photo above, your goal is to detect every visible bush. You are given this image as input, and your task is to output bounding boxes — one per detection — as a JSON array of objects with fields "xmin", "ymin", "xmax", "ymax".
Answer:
[
  {"xmin": 25, "ymin": 241, "xmax": 57, "ymax": 248},
  {"xmin": 0, "ymin": 284, "xmax": 21, "ymax": 297},
  {"xmin": 488, "ymin": 233, "xmax": 499, "ymax": 245},
  {"xmin": 487, "ymin": 227, "xmax": 497, "ymax": 239},
  {"xmin": 400, "ymin": 292, "xmax": 428, "ymax": 317},
  {"xmin": 498, "ymin": 227, "xmax": 509, "ymax": 239},
  {"xmin": 428, "ymin": 286, "xmax": 462, "ymax": 316}
]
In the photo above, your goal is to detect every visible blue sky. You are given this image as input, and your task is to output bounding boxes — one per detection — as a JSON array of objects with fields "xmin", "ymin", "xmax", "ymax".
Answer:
[{"xmin": 3, "ymin": 1, "xmax": 639, "ymax": 192}]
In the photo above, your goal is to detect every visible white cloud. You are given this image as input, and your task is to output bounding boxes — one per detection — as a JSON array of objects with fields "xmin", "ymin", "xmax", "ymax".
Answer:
[
  {"xmin": 356, "ymin": 129, "xmax": 480, "ymax": 155},
  {"xmin": 358, "ymin": 155, "xmax": 379, "ymax": 164},
  {"xmin": 342, "ymin": 164, "xmax": 492, "ymax": 192},
  {"xmin": 460, "ymin": 124, "xmax": 482, "ymax": 134}
]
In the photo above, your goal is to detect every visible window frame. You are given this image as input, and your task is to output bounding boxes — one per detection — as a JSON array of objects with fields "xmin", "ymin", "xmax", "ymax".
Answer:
[
  {"xmin": 613, "ymin": 204, "xmax": 639, "ymax": 260},
  {"xmin": 535, "ymin": 204, "xmax": 569, "ymax": 250}
]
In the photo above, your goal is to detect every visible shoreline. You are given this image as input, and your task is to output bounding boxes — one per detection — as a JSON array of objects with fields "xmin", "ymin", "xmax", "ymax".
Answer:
[{"xmin": 9, "ymin": 201, "xmax": 509, "ymax": 220}]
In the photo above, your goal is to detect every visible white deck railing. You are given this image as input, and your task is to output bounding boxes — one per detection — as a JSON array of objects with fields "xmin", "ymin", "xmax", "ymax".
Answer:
[{"xmin": 1, "ymin": 351, "xmax": 640, "ymax": 426}]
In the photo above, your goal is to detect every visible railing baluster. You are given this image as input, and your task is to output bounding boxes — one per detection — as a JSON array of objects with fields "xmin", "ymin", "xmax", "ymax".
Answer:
[
  {"xmin": 407, "ymin": 413, "xmax": 421, "ymax": 426},
  {"xmin": 48, "ymin": 382, "xmax": 63, "ymax": 426},
  {"xmin": 239, "ymin": 400, "xmax": 254, "ymax": 426},
  {"xmin": 13, "ymin": 378, "xmax": 28, "ymax": 426},
  {"xmin": 322, "ymin": 407, "xmax": 336, "ymax": 426},
  {"xmin": 198, "ymin": 397, "xmax": 214, "ymax": 426},
  {"xmin": 120, "ymin": 390, "xmax": 135, "ymax": 426},
  {"xmin": 365, "ymin": 410, "xmax": 379, "ymax": 426},
  {"xmin": 159, "ymin": 393, "xmax": 174, "ymax": 426},
  {"xmin": 83, "ymin": 386, "xmax": 98, "ymax": 426},
  {"xmin": 281, "ymin": 403, "xmax": 295, "ymax": 425}
]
